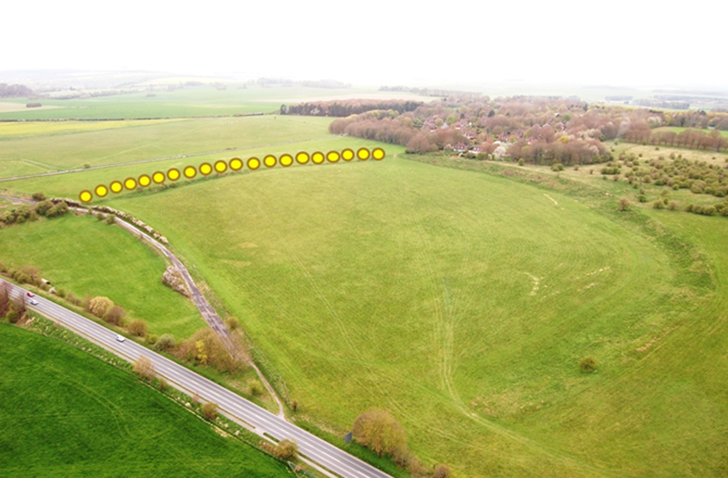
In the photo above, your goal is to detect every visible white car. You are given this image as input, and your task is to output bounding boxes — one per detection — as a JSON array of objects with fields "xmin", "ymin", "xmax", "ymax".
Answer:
[
  {"xmin": 29, "ymin": 299, "xmax": 39, "ymax": 306},
  {"xmin": 116, "ymin": 334, "xmax": 126, "ymax": 342}
]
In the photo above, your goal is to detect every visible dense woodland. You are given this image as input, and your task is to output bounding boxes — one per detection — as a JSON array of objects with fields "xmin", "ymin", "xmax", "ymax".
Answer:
[
  {"xmin": 323, "ymin": 96, "xmax": 728, "ymax": 165},
  {"xmin": 281, "ymin": 99, "xmax": 422, "ymax": 117}
]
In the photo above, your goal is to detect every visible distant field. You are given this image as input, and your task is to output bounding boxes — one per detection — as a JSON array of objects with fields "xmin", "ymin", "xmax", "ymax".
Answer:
[
  {"xmin": 0, "ymin": 214, "xmax": 204, "ymax": 338},
  {"xmin": 0, "ymin": 118, "xmax": 183, "ymax": 139},
  {"xmin": 0, "ymin": 324, "xmax": 288, "ymax": 477},
  {"xmin": 0, "ymin": 85, "xmax": 437, "ymax": 120},
  {"xmin": 652, "ymin": 126, "xmax": 728, "ymax": 138},
  {"xmin": 0, "ymin": 115, "xmax": 332, "ymax": 179},
  {"xmin": 0, "ymin": 101, "xmax": 61, "ymax": 113}
]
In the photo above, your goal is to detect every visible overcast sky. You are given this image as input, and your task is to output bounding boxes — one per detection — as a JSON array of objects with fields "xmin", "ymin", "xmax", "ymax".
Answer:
[{"xmin": 4, "ymin": 0, "xmax": 727, "ymax": 89}]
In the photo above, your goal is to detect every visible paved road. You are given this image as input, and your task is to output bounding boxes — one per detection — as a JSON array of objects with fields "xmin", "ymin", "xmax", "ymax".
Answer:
[{"xmin": 5, "ymin": 281, "xmax": 391, "ymax": 478}]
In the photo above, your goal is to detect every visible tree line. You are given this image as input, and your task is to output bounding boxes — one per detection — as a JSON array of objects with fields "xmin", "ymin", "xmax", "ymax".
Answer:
[{"xmin": 281, "ymin": 99, "xmax": 423, "ymax": 117}]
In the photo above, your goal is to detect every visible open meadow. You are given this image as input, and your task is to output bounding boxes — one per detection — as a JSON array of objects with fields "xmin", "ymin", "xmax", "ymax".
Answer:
[
  {"xmin": 2, "ymin": 114, "xmax": 728, "ymax": 476},
  {"xmin": 0, "ymin": 324, "xmax": 289, "ymax": 477}
]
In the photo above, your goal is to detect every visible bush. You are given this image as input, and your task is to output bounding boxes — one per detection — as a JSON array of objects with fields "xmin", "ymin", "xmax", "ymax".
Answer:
[
  {"xmin": 518, "ymin": 158, "xmax": 525, "ymax": 166},
  {"xmin": 105, "ymin": 305, "xmax": 126, "ymax": 325},
  {"xmin": 34, "ymin": 200, "xmax": 54, "ymax": 216},
  {"xmin": 247, "ymin": 379, "xmax": 264, "ymax": 396},
  {"xmin": 433, "ymin": 464, "xmax": 452, "ymax": 478},
  {"xmin": 274, "ymin": 439, "xmax": 298, "ymax": 460},
  {"xmin": 88, "ymin": 296, "xmax": 114, "ymax": 318},
  {"xmin": 551, "ymin": 162, "xmax": 564, "ymax": 171},
  {"xmin": 225, "ymin": 317, "xmax": 239, "ymax": 331},
  {"xmin": 618, "ymin": 198, "xmax": 630, "ymax": 212},
  {"xmin": 133, "ymin": 356, "xmax": 155, "ymax": 380},
  {"xmin": 154, "ymin": 333, "xmax": 176, "ymax": 351},
  {"xmin": 653, "ymin": 200, "xmax": 665, "ymax": 209},
  {"xmin": 668, "ymin": 201, "xmax": 678, "ymax": 211},
  {"xmin": 128, "ymin": 319, "xmax": 148, "ymax": 337},
  {"xmin": 31, "ymin": 192, "xmax": 46, "ymax": 201},
  {"xmin": 105, "ymin": 214, "xmax": 115, "ymax": 225},
  {"xmin": 579, "ymin": 355, "xmax": 598, "ymax": 373},
  {"xmin": 202, "ymin": 402, "xmax": 218, "ymax": 421},
  {"xmin": 352, "ymin": 409, "xmax": 407, "ymax": 458}
]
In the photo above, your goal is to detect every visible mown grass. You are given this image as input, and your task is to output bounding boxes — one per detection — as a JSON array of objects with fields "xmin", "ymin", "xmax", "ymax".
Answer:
[
  {"xmin": 0, "ymin": 323, "xmax": 289, "ymax": 477},
  {"xmin": 0, "ymin": 119, "xmax": 183, "ymax": 139},
  {"xmin": 0, "ymin": 214, "xmax": 204, "ymax": 338}
]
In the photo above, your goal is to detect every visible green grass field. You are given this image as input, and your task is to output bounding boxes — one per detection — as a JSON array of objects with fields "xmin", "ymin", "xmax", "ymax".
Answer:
[
  {"xmin": 3, "ymin": 114, "xmax": 728, "ymax": 475},
  {"xmin": 0, "ymin": 324, "xmax": 289, "ymax": 477},
  {"xmin": 0, "ymin": 214, "xmax": 204, "ymax": 338}
]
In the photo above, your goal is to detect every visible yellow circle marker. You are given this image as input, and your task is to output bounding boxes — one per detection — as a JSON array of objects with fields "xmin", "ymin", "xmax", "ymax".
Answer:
[
  {"xmin": 373, "ymin": 148, "xmax": 385, "ymax": 160},
  {"xmin": 357, "ymin": 148, "xmax": 371, "ymax": 160},
  {"xmin": 184, "ymin": 166, "xmax": 197, "ymax": 179},
  {"xmin": 79, "ymin": 190, "xmax": 92, "ymax": 203},
  {"xmin": 342, "ymin": 149, "xmax": 355, "ymax": 161},
  {"xmin": 124, "ymin": 177, "xmax": 137, "ymax": 190},
  {"xmin": 248, "ymin": 157, "xmax": 260, "ymax": 170},
  {"xmin": 139, "ymin": 174, "xmax": 151, "ymax": 187},
  {"xmin": 312, "ymin": 151, "xmax": 325, "ymax": 164},
  {"xmin": 152, "ymin": 171, "xmax": 165, "ymax": 184},
  {"xmin": 296, "ymin": 152, "xmax": 310, "ymax": 164},
  {"xmin": 95, "ymin": 185, "xmax": 108, "ymax": 197},
  {"xmin": 110, "ymin": 181, "xmax": 123, "ymax": 194},
  {"xmin": 230, "ymin": 158, "xmax": 243, "ymax": 171},
  {"xmin": 200, "ymin": 163, "xmax": 212, "ymax": 175},
  {"xmin": 280, "ymin": 154, "xmax": 293, "ymax": 167},
  {"xmin": 168, "ymin": 168, "xmax": 181, "ymax": 181},
  {"xmin": 264, "ymin": 155, "xmax": 277, "ymax": 168},
  {"xmin": 214, "ymin": 160, "xmax": 227, "ymax": 173},
  {"xmin": 327, "ymin": 151, "xmax": 340, "ymax": 163}
]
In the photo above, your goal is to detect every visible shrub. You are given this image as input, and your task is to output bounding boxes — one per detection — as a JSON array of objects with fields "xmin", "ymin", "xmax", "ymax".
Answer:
[
  {"xmin": 352, "ymin": 409, "xmax": 407, "ymax": 458},
  {"xmin": 668, "ymin": 201, "xmax": 678, "ymax": 211},
  {"xmin": 225, "ymin": 317, "xmax": 239, "ymax": 331},
  {"xmin": 128, "ymin": 319, "xmax": 148, "ymax": 337},
  {"xmin": 653, "ymin": 200, "xmax": 665, "ymax": 209},
  {"xmin": 274, "ymin": 439, "xmax": 298, "ymax": 460},
  {"xmin": 95, "ymin": 213, "xmax": 104, "ymax": 221},
  {"xmin": 155, "ymin": 333, "xmax": 176, "ymax": 351},
  {"xmin": 34, "ymin": 200, "xmax": 54, "ymax": 216},
  {"xmin": 638, "ymin": 194, "xmax": 647, "ymax": 203},
  {"xmin": 158, "ymin": 377, "xmax": 169, "ymax": 392},
  {"xmin": 31, "ymin": 192, "xmax": 46, "ymax": 201},
  {"xmin": 618, "ymin": 198, "xmax": 630, "ymax": 211},
  {"xmin": 551, "ymin": 162, "xmax": 564, "ymax": 171},
  {"xmin": 433, "ymin": 464, "xmax": 452, "ymax": 478},
  {"xmin": 579, "ymin": 355, "xmax": 598, "ymax": 373},
  {"xmin": 202, "ymin": 402, "xmax": 219, "ymax": 421},
  {"xmin": 247, "ymin": 379, "xmax": 264, "ymax": 396},
  {"xmin": 133, "ymin": 356, "xmax": 155, "ymax": 380},
  {"xmin": 105, "ymin": 214, "xmax": 115, "ymax": 225},
  {"xmin": 518, "ymin": 158, "xmax": 525, "ymax": 166},
  {"xmin": 104, "ymin": 305, "xmax": 126, "ymax": 325},
  {"xmin": 88, "ymin": 296, "xmax": 114, "ymax": 318}
]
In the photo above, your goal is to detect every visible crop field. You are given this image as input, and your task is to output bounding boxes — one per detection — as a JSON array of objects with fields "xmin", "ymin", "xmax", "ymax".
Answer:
[
  {"xmin": 0, "ymin": 214, "xmax": 204, "ymax": 337},
  {"xmin": 0, "ymin": 324, "xmax": 288, "ymax": 477},
  {"xmin": 3, "ymin": 114, "xmax": 728, "ymax": 475}
]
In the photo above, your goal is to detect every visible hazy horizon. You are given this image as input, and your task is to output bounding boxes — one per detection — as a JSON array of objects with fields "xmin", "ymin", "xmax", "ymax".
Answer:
[{"xmin": 4, "ymin": 0, "xmax": 728, "ymax": 90}]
